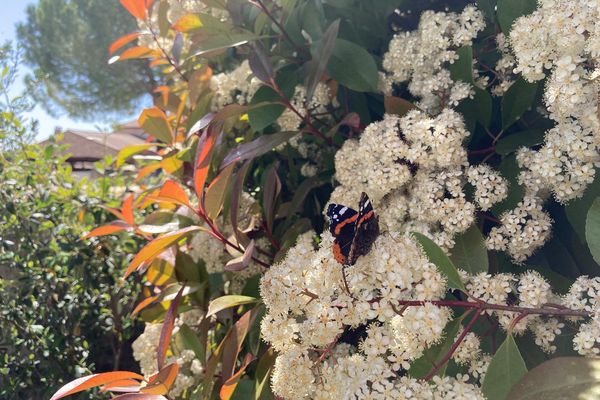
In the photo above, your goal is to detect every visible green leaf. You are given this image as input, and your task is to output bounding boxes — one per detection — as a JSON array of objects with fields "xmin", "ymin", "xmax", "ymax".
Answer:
[
  {"xmin": 458, "ymin": 87, "xmax": 493, "ymax": 128},
  {"xmin": 507, "ymin": 357, "xmax": 600, "ymax": 400},
  {"xmin": 411, "ymin": 232, "xmax": 465, "ymax": 291},
  {"xmin": 206, "ymin": 295, "xmax": 258, "ymax": 317},
  {"xmin": 495, "ymin": 130, "xmax": 545, "ymax": 155},
  {"xmin": 501, "ymin": 77, "xmax": 539, "ymax": 129},
  {"xmin": 254, "ymin": 347, "xmax": 277, "ymax": 400},
  {"xmin": 306, "ymin": 19, "xmax": 340, "ymax": 102},
  {"xmin": 248, "ymin": 68, "xmax": 298, "ymax": 132},
  {"xmin": 497, "ymin": 0, "xmax": 538, "ymax": 35},
  {"xmin": 408, "ymin": 315, "xmax": 464, "ymax": 378},
  {"xmin": 482, "ymin": 334, "xmax": 528, "ymax": 400},
  {"xmin": 450, "ymin": 225, "xmax": 489, "ymax": 274},
  {"xmin": 138, "ymin": 107, "xmax": 173, "ymax": 144},
  {"xmin": 492, "ymin": 154, "xmax": 525, "ymax": 215},
  {"xmin": 221, "ymin": 131, "xmax": 298, "ymax": 168},
  {"xmin": 449, "ymin": 46, "xmax": 474, "ymax": 84},
  {"xmin": 178, "ymin": 323, "xmax": 205, "ymax": 362},
  {"xmin": 566, "ymin": 173, "xmax": 600, "ymax": 244},
  {"xmin": 585, "ymin": 197, "xmax": 600, "ymax": 264},
  {"xmin": 327, "ymin": 39, "xmax": 378, "ymax": 92}
]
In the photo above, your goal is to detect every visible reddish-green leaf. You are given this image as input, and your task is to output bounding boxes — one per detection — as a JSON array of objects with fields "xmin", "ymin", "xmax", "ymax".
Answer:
[
  {"xmin": 50, "ymin": 371, "xmax": 144, "ymax": 400},
  {"xmin": 109, "ymin": 32, "xmax": 142, "ymax": 55},
  {"xmin": 131, "ymin": 295, "xmax": 160, "ymax": 316},
  {"xmin": 100, "ymin": 378, "xmax": 141, "ymax": 393},
  {"xmin": 157, "ymin": 179, "xmax": 191, "ymax": 208},
  {"xmin": 306, "ymin": 19, "xmax": 339, "ymax": 102},
  {"xmin": 124, "ymin": 226, "xmax": 201, "ymax": 278},
  {"xmin": 384, "ymin": 96, "xmax": 418, "ymax": 117},
  {"xmin": 122, "ymin": 194, "xmax": 136, "ymax": 226},
  {"xmin": 81, "ymin": 221, "xmax": 131, "ymax": 240},
  {"xmin": 119, "ymin": 0, "xmax": 154, "ymax": 20},
  {"xmin": 221, "ymin": 306, "xmax": 261, "ymax": 382},
  {"xmin": 248, "ymin": 42, "xmax": 273, "ymax": 84},
  {"xmin": 207, "ymin": 295, "xmax": 258, "ymax": 318},
  {"xmin": 157, "ymin": 287, "xmax": 185, "ymax": 370},
  {"xmin": 229, "ymin": 160, "xmax": 252, "ymax": 246},
  {"xmin": 263, "ymin": 165, "xmax": 281, "ymax": 233},
  {"xmin": 194, "ymin": 129, "xmax": 217, "ymax": 201},
  {"xmin": 113, "ymin": 46, "xmax": 157, "ymax": 62},
  {"xmin": 221, "ymin": 131, "xmax": 297, "ymax": 168},
  {"xmin": 138, "ymin": 107, "xmax": 174, "ymax": 144},
  {"xmin": 172, "ymin": 13, "xmax": 203, "ymax": 32},
  {"xmin": 224, "ymin": 240, "xmax": 255, "ymax": 272},
  {"xmin": 254, "ymin": 347, "xmax": 277, "ymax": 400},
  {"xmin": 220, "ymin": 353, "xmax": 255, "ymax": 400},
  {"xmin": 142, "ymin": 362, "xmax": 179, "ymax": 394},
  {"xmin": 205, "ymin": 163, "xmax": 235, "ymax": 220}
]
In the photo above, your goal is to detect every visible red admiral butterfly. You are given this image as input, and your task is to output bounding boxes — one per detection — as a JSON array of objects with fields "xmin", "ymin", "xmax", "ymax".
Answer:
[{"xmin": 327, "ymin": 192, "xmax": 380, "ymax": 266}]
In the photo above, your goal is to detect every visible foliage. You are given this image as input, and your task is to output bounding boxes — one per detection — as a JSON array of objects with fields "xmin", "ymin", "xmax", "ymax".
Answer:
[
  {"xmin": 51, "ymin": 0, "xmax": 600, "ymax": 399},
  {"xmin": 17, "ymin": 0, "xmax": 157, "ymax": 120}
]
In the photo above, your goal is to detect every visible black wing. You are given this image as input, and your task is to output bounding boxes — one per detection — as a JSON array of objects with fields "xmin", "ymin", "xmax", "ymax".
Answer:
[{"xmin": 348, "ymin": 192, "xmax": 379, "ymax": 264}]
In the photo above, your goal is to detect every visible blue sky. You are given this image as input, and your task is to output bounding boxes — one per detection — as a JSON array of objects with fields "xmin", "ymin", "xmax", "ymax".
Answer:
[{"xmin": 1, "ymin": 1, "xmax": 134, "ymax": 140}]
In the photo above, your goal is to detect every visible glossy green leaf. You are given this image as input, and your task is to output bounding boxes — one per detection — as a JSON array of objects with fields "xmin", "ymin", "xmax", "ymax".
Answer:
[
  {"xmin": 482, "ymin": 334, "xmax": 528, "ymax": 400},
  {"xmin": 449, "ymin": 46, "xmax": 474, "ymax": 84},
  {"xmin": 566, "ymin": 174, "xmax": 600, "ymax": 244},
  {"xmin": 411, "ymin": 232, "xmax": 465, "ymax": 291},
  {"xmin": 507, "ymin": 357, "xmax": 600, "ymax": 400},
  {"xmin": 501, "ymin": 77, "xmax": 539, "ymax": 128},
  {"xmin": 450, "ymin": 225, "xmax": 489, "ymax": 274},
  {"xmin": 497, "ymin": 0, "xmax": 538, "ymax": 35},
  {"xmin": 178, "ymin": 324, "xmax": 205, "ymax": 363},
  {"xmin": 206, "ymin": 295, "xmax": 258, "ymax": 317},
  {"xmin": 585, "ymin": 197, "xmax": 600, "ymax": 264},
  {"xmin": 248, "ymin": 68, "xmax": 298, "ymax": 131},
  {"xmin": 327, "ymin": 39, "xmax": 378, "ymax": 92},
  {"xmin": 495, "ymin": 130, "xmax": 545, "ymax": 155}
]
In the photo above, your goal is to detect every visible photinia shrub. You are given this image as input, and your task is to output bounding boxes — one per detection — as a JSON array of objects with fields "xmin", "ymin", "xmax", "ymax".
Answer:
[{"xmin": 52, "ymin": 0, "xmax": 600, "ymax": 399}]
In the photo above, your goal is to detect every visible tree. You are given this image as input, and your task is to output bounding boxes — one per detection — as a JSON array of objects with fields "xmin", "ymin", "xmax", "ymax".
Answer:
[{"xmin": 17, "ymin": 0, "xmax": 157, "ymax": 121}]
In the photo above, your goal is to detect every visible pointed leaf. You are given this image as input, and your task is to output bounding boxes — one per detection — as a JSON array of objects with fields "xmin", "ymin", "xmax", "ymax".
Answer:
[
  {"xmin": 450, "ymin": 225, "xmax": 489, "ymax": 275},
  {"xmin": 248, "ymin": 42, "xmax": 274, "ymax": 84},
  {"xmin": 158, "ymin": 179, "xmax": 191, "ymax": 208},
  {"xmin": 221, "ymin": 307, "xmax": 261, "ymax": 382},
  {"xmin": 114, "ymin": 46, "xmax": 158, "ymax": 62},
  {"xmin": 384, "ymin": 96, "xmax": 418, "ymax": 117},
  {"xmin": 100, "ymin": 378, "xmax": 141, "ymax": 393},
  {"xmin": 230, "ymin": 160, "xmax": 252, "ymax": 245},
  {"xmin": 507, "ymin": 357, "xmax": 600, "ymax": 400},
  {"xmin": 205, "ymin": 163, "xmax": 235, "ymax": 220},
  {"xmin": 131, "ymin": 295, "xmax": 160, "ymax": 316},
  {"xmin": 263, "ymin": 165, "xmax": 281, "ymax": 233},
  {"xmin": 207, "ymin": 295, "xmax": 258, "ymax": 318},
  {"xmin": 501, "ymin": 77, "xmax": 539, "ymax": 128},
  {"xmin": 482, "ymin": 334, "xmax": 528, "ymax": 400},
  {"xmin": 497, "ymin": 0, "xmax": 538, "ymax": 35},
  {"xmin": 139, "ymin": 107, "xmax": 173, "ymax": 144},
  {"xmin": 221, "ymin": 131, "xmax": 298, "ymax": 168},
  {"xmin": 178, "ymin": 323, "xmax": 205, "ymax": 361},
  {"xmin": 116, "ymin": 143, "xmax": 158, "ymax": 167},
  {"xmin": 224, "ymin": 240, "xmax": 255, "ymax": 271},
  {"xmin": 306, "ymin": 19, "xmax": 339, "ymax": 102},
  {"xmin": 50, "ymin": 371, "xmax": 144, "ymax": 400},
  {"xmin": 113, "ymin": 395, "xmax": 168, "ymax": 400},
  {"xmin": 411, "ymin": 232, "xmax": 465, "ymax": 291},
  {"xmin": 81, "ymin": 221, "xmax": 131, "ymax": 240},
  {"xmin": 586, "ymin": 197, "xmax": 600, "ymax": 264},
  {"xmin": 119, "ymin": 0, "xmax": 154, "ymax": 20},
  {"xmin": 254, "ymin": 347, "xmax": 277, "ymax": 400},
  {"xmin": 173, "ymin": 13, "xmax": 203, "ymax": 32},
  {"xmin": 125, "ymin": 226, "xmax": 201, "ymax": 278},
  {"xmin": 142, "ymin": 362, "xmax": 179, "ymax": 394},
  {"xmin": 157, "ymin": 287, "xmax": 185, "ymax": 370},
  {"xmin": 122, "ymin": 194, "xmax": 136, "ymax": 226},
  {"xmin": 220, "ymin": 354, "xmax": 255, "ymax": 400},
  {"xmin": 109, "ymin": 32, "xmax": 142, "ymax": 55},
  {"xmin": 194, "ymin": 129, "xmax": 217, "ymax": 201},
  {"xmin": 327, "ymin": 39, "xmax": 378, "ymax": 92}
]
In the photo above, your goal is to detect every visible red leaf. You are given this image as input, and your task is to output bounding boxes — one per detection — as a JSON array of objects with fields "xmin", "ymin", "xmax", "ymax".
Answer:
[
  {"xmin": 157, "ymin": 180, "xmax": 191, "ymax": 208},
  {"xmin": 100, "ymin": 379, "xmax": 141, "ymax": 393},
  {"xmin": 157, "ymin": 287, "xmax": 185, "ymax": 370},
  {"xmin": 81, "ymin": 221, "xmax": 131, "ymax": 240},
  {"xmin": 113, "ymin": 395, "xmax": 168, "ymax": 400},
  {"xmin": 50, "ymin": 371, "xmax": 144, "ymax": 400},
  {"xmin": 124, "ymin": 226, "xmax": 201, "ymax": 278},
  {"xmin": 122, "ymin": 194, "xmax": 136, "ymax": 226},
  {"xmin": 109, "ymin": 32, "xmax": 141, "ymax": 55},
  {"xmin": 131, "ymin": 295, "xmax": 160, "ymax": 316},
  {"xmin": 113, "ymin": 46, "xmax": 158, "ymax": 62},
  {"xmin": 119, "ymin": 0, "xmax": 154, "ymax": 20},
  {"xmin": 204, "ymin": 163, "xmax": 235, "ymax": 220},
  {"xmin": 193, "ymin": 129, "xmax": 217, "ymax": 202},
  {"xmin": 219, "ymin": 354, "xmax": 255, "ymax": 400},
  {"xmin": 221, "ymin": 307, "xmax": 261, "ymax": 381}
]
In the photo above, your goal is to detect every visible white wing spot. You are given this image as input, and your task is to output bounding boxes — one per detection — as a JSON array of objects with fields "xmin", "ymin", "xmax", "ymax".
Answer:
[{"xmin": 340, "ymin": 206, "xmax": 348, "ymax": 214}]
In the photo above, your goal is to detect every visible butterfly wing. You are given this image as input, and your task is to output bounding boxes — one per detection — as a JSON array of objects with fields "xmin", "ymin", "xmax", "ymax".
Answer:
[
  {"xmin": 327, "ymin": 203, "xmax": 358, "ymax": 265},
  {"xmin": 348, "ymin": 192, "xmax": 379, "ymax": 264}
]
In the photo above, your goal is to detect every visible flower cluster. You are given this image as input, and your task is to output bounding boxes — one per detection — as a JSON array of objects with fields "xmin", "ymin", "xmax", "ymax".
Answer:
[
  {"xmin": 382, "ymin": 6, "xmax": 485, "ymax": 113},
  {"xmin": 490, "ymin": 33, "xmax": 517, "ymax": 96},
  {"xmin": 509, "ymin": 0, "xmax": 600, "ymax": 203},
  {"xmin": 278, "ymin": 83, "xmax": 335, "ymax": 131},
  {"xmin": 210, "ymin": 60, "xmax": 260, "ymax": 110}
]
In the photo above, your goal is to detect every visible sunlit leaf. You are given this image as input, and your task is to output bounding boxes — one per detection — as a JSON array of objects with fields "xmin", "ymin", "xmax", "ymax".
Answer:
[
  {"xmin": 220, "ymin": 354, "xmax": 255, "ymax": 400},
  {"xmin": 81, "ymin": 221, "xmax": 131, "ymax": 240},
  {"xmin": 124, "ymin": 226, "xmax": 201, "ymax": 278},
  {"xmin": 156, "ymin": 179, "xmax": 191, "ymax": 208},
  {"xmin": 139, "ymin": 107, "xmax": 174, "ymax": 144},
  {"xmin": 112, "ymin": 395, "xmax": 168, "ymax": 400},
  {"xmin": 109, "ymin": 32, "xmax": 141, "ymax": 55},
  {"xmin": 224, "ymin": 240, "xmax": 255, "ymax": 271},
  {"xmin": 119, "ymin": 0, "xmax": 154, "ymax": 20},
  {"xmin": 50, "ymin": 371, "xmax": 144, "ymax": 400},
  {"xmin": 131, "ymin": 295, "xmax": 160, "ymax": 316},
  {"xmin": 116, "ymin": 143, "xmax": 158, "ymax": 167},
  {"xmin": 100, "ymin": 378, "xmax": 141, "ymax": 393},
  {"xmin": 141, "ymin": 362, "xmax": 179, "ymax": 394},
  {"xmin": 172, "ymin": 13, "xmax": 203, "ymax": 32},
  {"xmin": 205, "ymin": 163, "xmax": 235, "ymax": 220},
  {"xmin": 157, "ymin": 286, "xmax": 185, "ymax": 370},
  {"xmin": 121, "ymin": 194, "xmax": 136, "ymax": 226},
  {"xmin": 207, "ymin": 295, "xmax": 258, "ymax": 317},
  {"xmin": 194, "ymin": 128, "xmax": 217, "ymax": 201}
]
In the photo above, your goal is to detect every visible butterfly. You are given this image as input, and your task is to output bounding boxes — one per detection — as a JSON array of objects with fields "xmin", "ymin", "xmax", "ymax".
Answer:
[{"xmin": 327, "ymin": 192, "xmax": 380, "ymax": 266}]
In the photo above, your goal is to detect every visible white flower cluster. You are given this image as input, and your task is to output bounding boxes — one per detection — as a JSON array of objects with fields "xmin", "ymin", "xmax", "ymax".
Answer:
[
  {"xmin": 132, "ymin": 310, "xmax": 205, "ymax": 398},
  {"xmin": 509, "ymin": 0, "xmax": 600, "ymax": 203},
  {"xmin": 210, "ymin": 60, "xmax": 261, "ymax": 110},
  {"xmin": 260, "ymin": 231, "xmax": 486, "ymax": 399},
  {"xmin": 382, "ymin": 6, "xmax": 485, "ymax": 113},
  {"xmin": 467, "ymin": 164, "xmax": 509, "ymax": 211},
  {"xmin": 486, "ymin": 196, "xmax": 552, "ymax": 262},
  {"xmin": 490, "ymin": 33, "xmax": 517, "ymax": 96},
  {"xmin": 565, "ymin": 277, "xmax": 600, "ymax": 357},
  {"xmin": 277, "ymin": 83, "xmax": 335, "ymax": 131}
]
